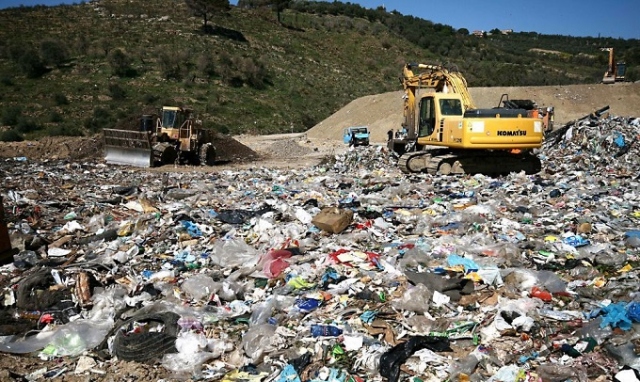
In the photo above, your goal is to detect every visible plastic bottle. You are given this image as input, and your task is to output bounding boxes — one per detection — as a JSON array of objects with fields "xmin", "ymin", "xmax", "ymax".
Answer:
[
  {"xmin": 448, "ymin": 351, "xmax": 481, "ymax": 379},
  {"xmin": 310, "ymin": 324, "xmax": 343, "ymax": 337}
]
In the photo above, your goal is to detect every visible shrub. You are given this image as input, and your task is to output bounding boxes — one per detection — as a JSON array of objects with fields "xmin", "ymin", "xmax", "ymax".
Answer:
[
  {"xmin": 0, "ymin": 75, "xmax": 14, "ymax": 86},
  {"xmin": 17, "ymin": 49, "xmax": 47, "ymax": 78},
  {"xmin": 53, "ymin": 93, "xmax": 69, "ymax": 105},
  {"xmin": 84, "ymin": 107, "xmax": 114, "ymax": 133},
  {"xmin": 142, "ymin": 93, "xmax": 159, "ymax": 105},
  {"xmin": 47, "ymin": 124, "xmax": 83, "ymax": 137},
  {"xmin": 158, "ymin": 51, "xmax": 186, "ymax": 80},
  {"xmin": 1, "ymin": 106, "xmax": 22, "ymax": 126},
  {"xmin": 0, "ymin": 129, "xmax": 24, "ymax": 142},
  {"xmin": 108, "ymin": 48, "xmax": 135, "ymax": 77},
  {"xmin": 197, "ymin": 52, "xmax": 216, "ymax": 77},
  {"xmin": 238, "ymin": 56, "xmax": 268, "ymax": 89},
  {"xmin": 15, "ymin": 118, "xmax": 41, "ymax": 133},
  {"xmin": 40, "ymin": 39, "xmax": 69, "ymax": 67},
  {"xmin": 49, "ymin": 111, "xmax": 64, "ymax": 123},
  {"xmin": 108, "ymin": 83, "xmax": 127, "ymax": 100}
]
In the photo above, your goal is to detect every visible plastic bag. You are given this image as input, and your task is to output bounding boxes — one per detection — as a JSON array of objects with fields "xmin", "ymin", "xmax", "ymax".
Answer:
[
  {"xmin": 250, "ymin": 298, "xmax": 277, "ymax": 326},
  {"xmin": 242, "ymin": 323, "xmax": 278, "ymax": 363},
  {"xmin": 209, "ymin": 238, "xmax": 258, "ymax": 268},
  {"xmin": 181, "ymin": 274, "xmax": 216, "ymax": 301},
  {"xmin": 0, "ymin": 319, "xmax": 113, "ymax": 356},
  {"xmin": 260, "ymin": 249, "xmax": 294, "ymax": 279},
  {"xmin": 392, "ymin": 284, "xmax": 433, "ymax": 314}
]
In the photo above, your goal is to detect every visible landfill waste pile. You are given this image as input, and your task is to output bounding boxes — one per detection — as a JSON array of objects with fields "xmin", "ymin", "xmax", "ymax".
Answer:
[{"xmin": 1, "ymin": 113, "xmax": 640, "ymax": 382}]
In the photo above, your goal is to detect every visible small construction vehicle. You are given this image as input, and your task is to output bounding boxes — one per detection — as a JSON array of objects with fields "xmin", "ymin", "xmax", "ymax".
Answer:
[
  {"xmin": 498, "ymin": 94, "xmax": 554, "ymax": 133},
  {"xmin": 601, "ymin": 48, "xmax": 626, "ymax": 84},
  {"xmin": 388, "ymin": 63, "xmax": 545, "ymax": 175},
  {"xmin": 104, "ymin": 106, "xmax": 216, "ymax": 167},
  {"xmin": 343, "ymin": 126, "xmax": 370, "ymax": 146}
]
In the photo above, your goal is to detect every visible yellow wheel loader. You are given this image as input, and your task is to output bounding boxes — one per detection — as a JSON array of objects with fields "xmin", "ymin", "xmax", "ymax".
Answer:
[
  {"xmin": 103, "ymin": 106, "xmax": 216, "ymax": 167},
  {"xmin": 388, "ymin": 63, "xmax": 546, "ymax": 176}
]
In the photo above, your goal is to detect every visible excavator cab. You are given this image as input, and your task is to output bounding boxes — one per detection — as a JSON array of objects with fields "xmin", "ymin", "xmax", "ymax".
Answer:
[{"xmin": 417, "ymin": 94, "xmax": 464, "ymax": 142}]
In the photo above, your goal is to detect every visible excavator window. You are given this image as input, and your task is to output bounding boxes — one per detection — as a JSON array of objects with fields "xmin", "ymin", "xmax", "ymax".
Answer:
[
  {"xmin": 439, "ymin": 99, "xmax": 462, "ymax": 116},
  {"xmin": 418, "ymin": 97, "xmax": 435, "ymax": 137}
]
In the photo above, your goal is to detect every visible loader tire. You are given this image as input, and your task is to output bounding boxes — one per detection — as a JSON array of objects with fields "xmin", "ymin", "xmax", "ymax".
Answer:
[
  {"xmin": 199, "ymin": 142, "xmax": 216, "ymax": 166},
  {"xmin": 153, "ymin": 143, "xmax": 178, "ymax": 165}
]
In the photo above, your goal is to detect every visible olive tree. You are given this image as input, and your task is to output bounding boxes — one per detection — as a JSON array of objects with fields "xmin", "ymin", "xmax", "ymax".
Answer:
[{"xmin": 184, "ymin": 0, "xmax": 230, "ymax": 33}]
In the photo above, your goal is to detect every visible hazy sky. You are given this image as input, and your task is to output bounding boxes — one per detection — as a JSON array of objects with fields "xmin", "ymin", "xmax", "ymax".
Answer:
[{"xmin": 2, "ymin": 0, "xmax": 638, "ymax": 39}]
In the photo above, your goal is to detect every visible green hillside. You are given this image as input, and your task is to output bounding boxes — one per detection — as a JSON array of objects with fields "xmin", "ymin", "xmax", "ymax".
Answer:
[{"xmin": 0, "ymin": 0, "xmax": 637, "ymax": 141}]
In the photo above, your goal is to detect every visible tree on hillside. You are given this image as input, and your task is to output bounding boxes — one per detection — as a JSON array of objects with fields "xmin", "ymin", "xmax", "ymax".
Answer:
[
  {"xmin": 239, "ymin": 0, "xmax": 291, "ymax": 23},
  {"xmin": 271, "ymin": 0, "xmax": 291, "ymax": 24},
  {"xmin": 185, "ymin": 0, "xmax": 231, "ymax": 33}
]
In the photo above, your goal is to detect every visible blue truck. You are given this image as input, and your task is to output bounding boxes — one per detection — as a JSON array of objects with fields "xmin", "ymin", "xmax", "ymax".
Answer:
[{"xmin": 343, "ymin": 126, "xmax": 370, "ymax": 146}]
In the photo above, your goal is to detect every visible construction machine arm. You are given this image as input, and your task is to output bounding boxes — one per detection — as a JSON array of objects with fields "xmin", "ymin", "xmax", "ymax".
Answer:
[{"xmin": 400, "ymin": 64, "xmax": 476, "ymax": 139}]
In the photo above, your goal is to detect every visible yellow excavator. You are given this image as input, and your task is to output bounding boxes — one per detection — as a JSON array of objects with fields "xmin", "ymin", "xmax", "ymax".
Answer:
[
  {"xmin": 601, "ymin": 48, "xmax": 626, "ymax": 84},
  {"xmin": 388, "ymin": 63, "xmax": 545, "ymax": 175},
  {"xmin": 103, "ymin": 106, "xmax": 216, "ymax": 167}
]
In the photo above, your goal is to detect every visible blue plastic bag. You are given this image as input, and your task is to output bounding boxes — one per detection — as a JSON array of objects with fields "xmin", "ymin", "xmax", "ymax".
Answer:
[
  {"xmin": 600, "ymin": 302, "xmax": 632, "ymax": 330},
  {"xmin": 627, "ymin": 302, "xmax": 640, "ymax": 322},
  {"xmin": 563, "ymin": 235, "xmax": 590, "ymax": 248},
  {"xmin": 614, "ymin": 132, "xmax": 626, "ymax": 148},
  {"xmin": 295, "ymin": 298, "xmax": 321, "ymax": 313},
  {"xmin": 275, "ymin": 364, "xmax": 301, "ymax": 382},
  {"xmin": 447, "ymin": 254, "xmax": 480, "ymax": 272},
  {"xmin": 180, "ymin": 220, "xmax": 202, "ymax": 237}
]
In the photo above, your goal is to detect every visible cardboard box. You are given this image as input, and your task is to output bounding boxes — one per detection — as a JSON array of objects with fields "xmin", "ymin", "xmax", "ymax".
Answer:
[{"xmin": 312, "ymin": 207, "xmax": 353, "ymax": 234}]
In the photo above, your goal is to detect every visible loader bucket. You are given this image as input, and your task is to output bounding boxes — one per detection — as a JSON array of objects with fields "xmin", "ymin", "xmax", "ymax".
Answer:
[{"xmin": 103, "ymin": 129, "xmax": 153, "ymax": 167}]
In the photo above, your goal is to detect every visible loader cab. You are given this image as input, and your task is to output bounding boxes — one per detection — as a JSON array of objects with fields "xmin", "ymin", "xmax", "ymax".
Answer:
[
  {"xmin": 158, "ymin": 107, "xmax": 190, "ymax": 141},
  {"xmin": 161, "ymin": 107, "xmax": 186, "ymax": 129}
]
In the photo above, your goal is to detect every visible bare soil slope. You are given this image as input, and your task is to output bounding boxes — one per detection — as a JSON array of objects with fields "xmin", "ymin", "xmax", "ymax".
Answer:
[{"xmin": 308, "ymin": 83, "xmax": 640, "ymax": 143}]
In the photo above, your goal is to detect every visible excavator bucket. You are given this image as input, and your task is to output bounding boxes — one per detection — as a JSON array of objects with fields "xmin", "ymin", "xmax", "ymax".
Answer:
[{"xmin": 103, "ymin": 128, "xmax": 153, "ymax": 167}]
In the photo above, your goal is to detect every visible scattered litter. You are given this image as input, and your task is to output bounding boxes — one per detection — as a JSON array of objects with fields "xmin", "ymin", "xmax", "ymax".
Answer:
[{"xmin": 2, "ymin": 112, "xmax": 640, "ymax": 380}]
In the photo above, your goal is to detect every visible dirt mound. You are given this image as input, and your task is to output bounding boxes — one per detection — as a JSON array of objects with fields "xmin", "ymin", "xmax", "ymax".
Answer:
[
  {"xmin": 0, "ymin": 133, "xmax": 258, "ymax": 164},
  {"xmin": 308, "ymin": 83, "xmax": 640, "ymax": 143},
  {"xmin": 0, "ymin": 136, "xmax": 104, "ymax": 161},
  {"xmin": 260, "ymin": 138, "xmax": 309, "ymax": 159},
  {"xmin": 211, "ymin": 134, "xmax": 259, "ymax": 162}
]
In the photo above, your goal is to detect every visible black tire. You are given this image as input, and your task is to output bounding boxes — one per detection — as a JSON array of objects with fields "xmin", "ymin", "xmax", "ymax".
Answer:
[
  {"xmin": 199, "ymin": 142, "xmax": 216, "ymax": 166},
  {"xmin": 153, "ymin": 143, "xmax": 178, "ymax": 165},
  {"xmin": 112, "ymin": 312, "xmax": 180, "ymax": 363}
]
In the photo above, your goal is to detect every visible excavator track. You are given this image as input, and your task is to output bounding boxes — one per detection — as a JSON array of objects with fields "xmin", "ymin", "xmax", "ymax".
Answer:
[{"xmin": 399, "ymin": 149, "xmax": 541, "ymax": 176}]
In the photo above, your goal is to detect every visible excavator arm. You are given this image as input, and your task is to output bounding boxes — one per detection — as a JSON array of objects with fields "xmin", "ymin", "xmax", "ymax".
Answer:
[{"xmin": 401, "ymin": 64, "xmax": 476, "ymax": 139}]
